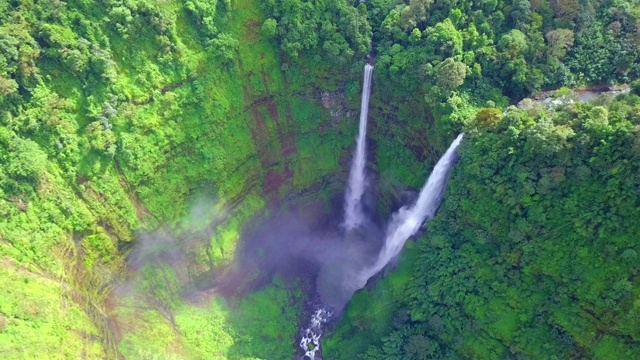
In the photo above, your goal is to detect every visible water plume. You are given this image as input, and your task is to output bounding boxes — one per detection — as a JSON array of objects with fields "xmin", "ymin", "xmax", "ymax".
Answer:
[
  {"xmin": 365, "ymin": 133, "xmax": 464, "ymax": 280},
  {"xmin": 321, "ymin": 133, "xmax": 464, "ymax": 311},
  {"xmin": 343, "ymin": 64, "xmax": 374, "ymax": 231}
]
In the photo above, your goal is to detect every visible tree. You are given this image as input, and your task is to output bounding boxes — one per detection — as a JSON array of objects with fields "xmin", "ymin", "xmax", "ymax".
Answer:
[
  {"xmin": 498, "ymin": 29, "xmax": 528, "ymax": 59},
  {"xmin": 398, "ymin": 0, "xmax": 433, "ymax": 31},
  {"xmin": 0, "ymin": 76, "xmax": 18, "ymax": 96},
  {"xmin": 209, "ymin": 33, "xmax": 239, "ymax": 66},
  {"xmin": 546, "ymin": 28, "xmax": 574, "ymax": 59},
  {"xmin": 410, "ymin": 28, "xmax": 422, "ymax": 44},
  {"xmin": 262, "ymin": 0, "xmax": 370, "ymax": 61},
  {"xmin": 631, "ymin": 79, "xmax": 640, "ymax": 96},
  {"xmin": 262, "ymin": 18, "xmax": 278, "ymax": 38},
  {"xmin": 551, "ymin": 0, "xmax": 579, "ymax": 23},
  {"xmin": 404, "ymin": 334, "xmax": 434, "ymax": 359},
  {"xmin": 2, "ymin": 134, "xmax": 48, "ymax": 192},
  {"xmin": 475, "ymin": 108, "xmax": 503, "ymax": 128},
  {"xmin": 425, "ymin": 19, "xmax": 463, "ymax": 58},
  {"xmin": 433, "ymin": 57, "xmax": 467, "ymax": 93},
  {"xmin": 510, "ymin": 0, "xmax": 532, "ymax": 29}
]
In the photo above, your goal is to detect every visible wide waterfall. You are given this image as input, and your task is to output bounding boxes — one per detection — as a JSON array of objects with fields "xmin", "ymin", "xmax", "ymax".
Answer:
[{"xmin": 343, "ymin": 64, "xmax": 374, "ymax": 231}]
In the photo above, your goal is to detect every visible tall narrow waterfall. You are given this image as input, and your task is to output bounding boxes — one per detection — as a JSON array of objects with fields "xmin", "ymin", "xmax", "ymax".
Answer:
[
  {"xmin": 343, "ymin": 64, "xmax": 374, "ymax": 231},
  {"xmin": 344, "ymin": 133, "xmax": 464, "ymax": 292},
  {"xmin": 368, "ymin": 133, "xmax": 464, "ymax": 277}
]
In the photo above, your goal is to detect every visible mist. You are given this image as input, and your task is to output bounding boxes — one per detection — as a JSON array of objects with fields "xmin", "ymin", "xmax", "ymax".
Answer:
[{"xmin": 216, "ymin": 194, "xmax": 385, "ymax": 307}]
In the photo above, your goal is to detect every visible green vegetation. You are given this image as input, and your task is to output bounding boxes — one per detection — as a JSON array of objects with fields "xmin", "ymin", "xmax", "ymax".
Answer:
[
  {"xmin": 0, "ymin": 0, "xmax": 359, "ymax": 357},
  {"xmin": 325, "ymin": 94, "xmax": 640, "ymax": 359},
  {"xmin": 114, "ymin": 274, "xmax": 302, "ymax": 359},
  {"xmin": 2, "ymin": 0, "xmax": 640, "ymax": 358}
]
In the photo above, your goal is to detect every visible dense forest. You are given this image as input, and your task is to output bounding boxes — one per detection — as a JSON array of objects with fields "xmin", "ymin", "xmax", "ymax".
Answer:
[
  {"xmin": 325, "ymin": 94, "xmax": 640, "ymax": 359},
  {"xmin": 1, "ymin": 0, "xmax": 640, "ymax": 359}
]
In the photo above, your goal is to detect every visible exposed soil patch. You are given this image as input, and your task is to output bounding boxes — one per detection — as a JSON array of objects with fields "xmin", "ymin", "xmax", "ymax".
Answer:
[
  {"xmin": 243, "ymin": 19, "xmax": 261, "ymax": 43},
  {"xmin": 238, "ymin": 57, "xmax": 300, "ymax": 204},
  {"xmin": 532, "ymin": 83, "xmax": 630, "ymax": 100},
  {"xmin": 263, "ymin": 169, "xmax": 284, "ymax": 195}
]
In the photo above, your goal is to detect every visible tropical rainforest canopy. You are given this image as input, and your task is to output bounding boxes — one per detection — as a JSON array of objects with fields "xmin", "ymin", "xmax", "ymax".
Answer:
[{"xmin": 1, "ymin": 0, "xmax": 640, "ymax": 358}]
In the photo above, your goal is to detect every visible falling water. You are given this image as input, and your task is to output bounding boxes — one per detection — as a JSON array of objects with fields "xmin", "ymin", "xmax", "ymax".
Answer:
[
  {"xmin": 303, "ymin": 134, "xmax": 464, "ymax": 357},
  {"xmin": 343, "ymin": 64, "xmax": 374, "ymax": 231},
  {"xmin": 354, "ymin": 133, "xmax": 464, "ymax": 290},
  {"xmin": 369, "ymin": 133, "xmax": 463, "ymax": 277}
]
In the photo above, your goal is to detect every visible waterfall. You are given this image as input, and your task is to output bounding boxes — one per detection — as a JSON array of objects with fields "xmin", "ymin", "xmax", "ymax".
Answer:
[
  {"xmin": 357, "ymin": 133, "xmax": 464, "ymax": 288},
  {"xmin": 343, "ymin": 64, "xmax": 374, "ymax": 231},
  {"xmin": 304, "ymin": 134, "xmax": 464, "ymax": 357}
]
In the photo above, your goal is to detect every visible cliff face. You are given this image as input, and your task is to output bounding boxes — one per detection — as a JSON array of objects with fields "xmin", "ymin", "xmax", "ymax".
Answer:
[
  {"xmin": 0, "ymin": 0, "xmax": 459, "ymax": 355},
  {"xmin": 0, "ymin": 1, "xmax": 360, "ymax": 357}
]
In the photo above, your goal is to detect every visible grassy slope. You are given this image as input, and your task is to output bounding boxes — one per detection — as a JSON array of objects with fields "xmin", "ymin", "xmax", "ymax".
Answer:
[
  {"xmin": 0, "ymin": 0, "xmax": 360, "ymax": 358},
  {"xmin": 102, "ymin": 1, "xmax": 359, "ymax": 359},
  {"xmin": 106, "ymin": 1, "xmax": 289, "ymax": 357}
]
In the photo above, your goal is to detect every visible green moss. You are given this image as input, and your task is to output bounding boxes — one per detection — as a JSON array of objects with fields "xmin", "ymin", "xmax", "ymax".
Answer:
[
  {"xmin": 0, "ymin": 264, "xmax": 104, "ymax": 359},
  {"xmin": 226, "ymin": 278, "xmax": 303, "ymax": 359},
  {"xmin": 82, "ymin": 229, "xmax": 117, "ymax": 270},
  {"xmin": 174, "ymin": 300, "xmax": 235, "ymax": 359},
  {"xmin": 593, "ymin": 336, "xmax": 635, "ymax": 359},
  {"xmin": 117, "ymin": 308, "xmax": 184, "ymax": 360}
]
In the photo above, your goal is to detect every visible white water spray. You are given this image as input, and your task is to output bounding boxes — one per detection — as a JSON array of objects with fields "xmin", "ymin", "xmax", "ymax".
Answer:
[
  {"xmin": 358, "ymin": 133, "xmax": 464, "ymax": 288},
  {"xmin": 304, "ymin": 134, "xmax": 464, "ymax": 357},
  {"xmin": 343, "ymin": 64, "xmax": 374, "ymax": 231},
  {"xmin": 299, "ymin": 308, "xmax": 332, "ymax": 360}
]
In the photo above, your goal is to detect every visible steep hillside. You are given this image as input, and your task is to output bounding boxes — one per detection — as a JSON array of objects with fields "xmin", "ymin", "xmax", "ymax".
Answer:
[
  {"xmin": 0, "ymin": 0, "xmax": 367, "ymax": 357},
  {"xmin": 325, "ymin": 93, "xmax": 640, "ymax": 359},
  {"xmin": 3, "ymin": 0, "xmax": 640, "ymax": 358}
]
